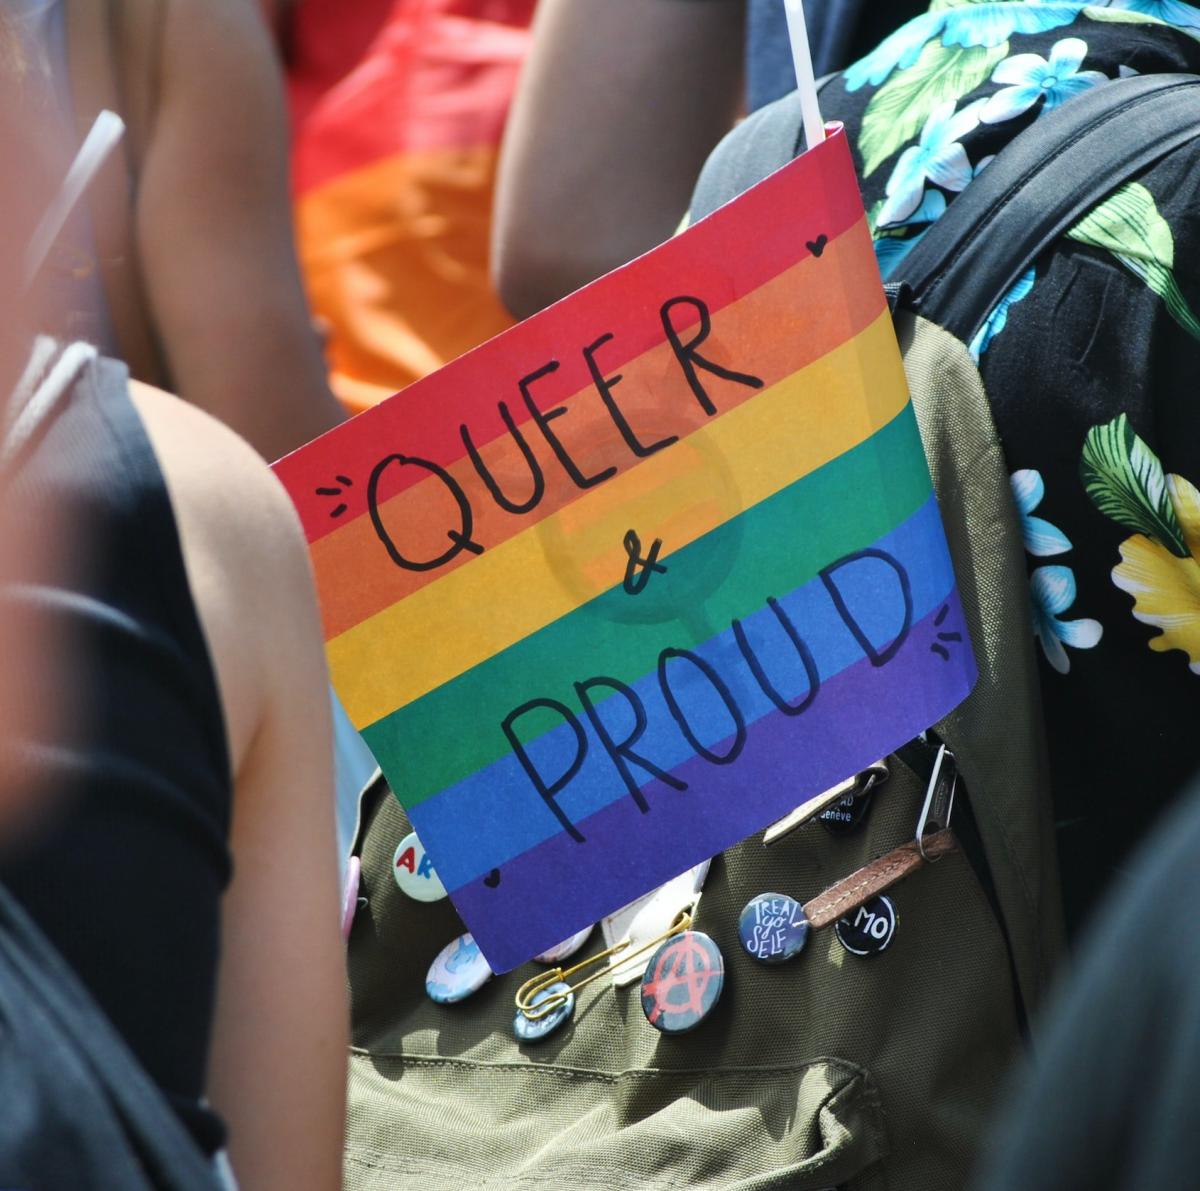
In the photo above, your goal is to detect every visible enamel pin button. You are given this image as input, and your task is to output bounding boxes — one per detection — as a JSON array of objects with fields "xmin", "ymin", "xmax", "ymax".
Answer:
[
  {"xmin": 513, "ymin": 981, "xmax": 575, "ymax": 1043},
  {"xmin": 834, "ymin": 895, "xmax": 898, "ymax": 956},
  {"xmin": 640, "ymin": 931, "xmax": 725, "ymax": 1034},
  {"xmin": 533, "ymin": 926, "xmax": 593, "ymax": 965},
  {"xmin": 426, "ymin": 933, "xmax": 493, "ymax": 1004},
  {"xmin": 738, "ymin": 892, "xmax": 809, "ymax": 964},
  {"xmin": 393, "ymin": 831, "xmax": 448, "ymax": 903}
]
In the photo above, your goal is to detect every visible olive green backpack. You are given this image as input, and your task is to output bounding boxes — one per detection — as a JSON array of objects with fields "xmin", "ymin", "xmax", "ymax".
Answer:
[{"xmin": 339, "ymin": 75, "xmax": 1200, "ymax": 1190}]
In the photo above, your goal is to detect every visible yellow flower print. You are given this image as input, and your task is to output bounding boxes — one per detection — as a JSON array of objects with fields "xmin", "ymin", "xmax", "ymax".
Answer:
[
  {"xmin": 1112, "ymin": 475, "xmax": 1200, "ymax": 673},
  {"xmin": 1083, "ymin": 415, "xmax": 1200, "ymax": 674}
]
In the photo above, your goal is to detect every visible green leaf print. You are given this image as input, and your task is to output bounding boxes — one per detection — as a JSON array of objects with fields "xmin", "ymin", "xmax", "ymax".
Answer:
[
  {"xmin": 1081, "ymin": 414, "xmax": 1189, "ymax": 557},
  {"xmin": 858, "ymin": 39, "xmax": 1008, "ymax": 178},
  {"xmin": 1082, "ymin": 7, "xmax": 1170, "ymax": 26},
  {"xmin": 928, "ymin": 0, "xmax": 994, "ymax": 10},
  {"xmin": 1067, "ymin": 182, "xmax": 1200, "ymax": 341}
]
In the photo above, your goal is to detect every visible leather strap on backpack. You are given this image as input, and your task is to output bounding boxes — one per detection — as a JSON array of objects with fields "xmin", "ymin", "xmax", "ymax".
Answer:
[{"xmin": 64, "ymin": 0, "xmax": 170, "ymax": 388}]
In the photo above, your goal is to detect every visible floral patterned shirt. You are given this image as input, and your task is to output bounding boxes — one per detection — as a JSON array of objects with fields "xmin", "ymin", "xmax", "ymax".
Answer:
[{"xmin": 820, "ymin": 0, "xmax": 1200, "ymax": 929}]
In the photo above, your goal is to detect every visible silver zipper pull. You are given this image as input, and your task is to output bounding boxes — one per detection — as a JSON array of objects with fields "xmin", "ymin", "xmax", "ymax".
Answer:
[{"xmin": 915, "ymin": 744, "xmax": 957, "ymax": 862}]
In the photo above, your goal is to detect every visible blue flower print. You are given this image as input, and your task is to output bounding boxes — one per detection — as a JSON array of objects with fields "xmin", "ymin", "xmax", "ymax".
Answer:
[
  {"xmin": 969, "ymin": 267, "xmax": 1036, "ymax": 359},
  {"xmin": 844, "ymin": 12, "xmax": 949, "ymax": 90},
  {"xmin": 874, "ymin": 188, "xmax": 946, "ymax": 278},
  {"xmin": 1031, "ymin": 565, "xmax": 1103, "ymax": 674},
  {"xmin": 844, "ymin": 4, "xmax": 1089, "ymax": 91},
  {"xmin": 1011, "ymin": 469, "xmax": 1073, "ymax": 557},
  {"xmin": 1106, "ymin": 0, "xmax": 1200, "ymax": 30},
  {"xmin": 981, "ymin": 38, "xmax": 1109, "ymax": 125},
  {"xmin": 941, "ymin": 2, "xmax": 1091, "ymax": 49},
  {"xmin": 877, "ymin": 100, "xmax": 984, "ymax": 228},
  {"xmin": 876, "ymin": 228, "xmax": 928, "ymax": 278}
]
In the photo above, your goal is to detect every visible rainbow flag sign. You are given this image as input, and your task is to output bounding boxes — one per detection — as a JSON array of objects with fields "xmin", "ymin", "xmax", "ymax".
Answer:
[{"xmin": 276, "ymin": 127, "xmax": 977, "ymax": 972}]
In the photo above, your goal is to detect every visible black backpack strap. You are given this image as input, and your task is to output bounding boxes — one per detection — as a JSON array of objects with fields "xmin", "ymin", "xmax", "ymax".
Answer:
[
  {"xmin": 899, "ymin": 72, "xmax": 1200, "ymax": 339},
  {"xmin": 690, "ymin": 75, "xmax": 837, "ymax": 222},
  {"xmin": 690, "ymin": 73, "xmax": 1200, "ymax": 340}
]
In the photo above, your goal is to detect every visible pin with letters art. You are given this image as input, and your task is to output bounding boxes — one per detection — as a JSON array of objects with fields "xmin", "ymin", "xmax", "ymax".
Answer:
[
  {"xmin": 393, "ymin": 830, "xmax": 448, "ymax": 903},
  {"xmin": 835, "ymin": 895, "xmax": 898, "ymax": 956},
  {"xmin": 820, "ymin": 761, "xmax": 889, "ymax": 836},
  {"xmin": 762, "ymin": 761, "xmax": 888, "ymax": 846},
  {"xmin": 738, "ymin": 892, "xmax": 809, "ymax": 965}
]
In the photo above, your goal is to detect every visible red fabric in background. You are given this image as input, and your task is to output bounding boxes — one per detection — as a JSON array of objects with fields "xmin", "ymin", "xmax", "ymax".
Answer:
[{"xmin": 285, "ymin": 0, "xmax": 537, "ymax": 410}]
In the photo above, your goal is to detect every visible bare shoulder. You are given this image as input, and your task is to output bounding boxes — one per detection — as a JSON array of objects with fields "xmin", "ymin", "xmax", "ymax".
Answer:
[
  {"xmin": 127, "ymin": 380, "xmax": 308, "ymax": 573},
  {"xmin": 128, "ymin": 380, "xmax": 321, "ymax": 769}
]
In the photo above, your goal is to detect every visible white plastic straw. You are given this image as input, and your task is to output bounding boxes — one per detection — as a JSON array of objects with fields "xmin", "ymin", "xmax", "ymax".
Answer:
[
  {"xmin": 23, "ymin": 109, "xmax": 126, "ymax": 289},
  {"xmin": 783, "ymin": 0, "xmax": 826, "ymax": 149}
]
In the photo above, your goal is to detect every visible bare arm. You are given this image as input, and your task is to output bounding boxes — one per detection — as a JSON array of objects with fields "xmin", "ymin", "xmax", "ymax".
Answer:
[
  {"xmin": 492, "ymin": 0, "xmax": 745, "ymax": 319},
  {"xmin": 131, "ymin": 382, "xmax": 347, "ymax": 1190},
  {"xmin": 137, "ymin": 0, "xmax": 344, "ymax": 463}
]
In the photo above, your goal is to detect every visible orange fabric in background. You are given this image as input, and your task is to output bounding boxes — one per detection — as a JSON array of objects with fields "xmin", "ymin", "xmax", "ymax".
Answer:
[{"xmin": 288, "ymin": 0, "xmax": 537, "ymax": 413}]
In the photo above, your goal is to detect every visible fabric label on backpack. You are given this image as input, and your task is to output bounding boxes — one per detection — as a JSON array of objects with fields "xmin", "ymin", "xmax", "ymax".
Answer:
[{"xmin": 276, "ymin": 126, "xmax": 977, "ymax": 972}]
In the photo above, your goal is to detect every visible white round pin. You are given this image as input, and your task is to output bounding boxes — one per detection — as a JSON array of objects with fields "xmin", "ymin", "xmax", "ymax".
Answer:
[
  {"xmin": 392, "ymin": 831, "xmax": 447, "ymax": 903},
  {"xmin": 426, "ymin": 933, "xmax": 493, "ymax": 1004},
  {"xmin": 533, "ymin": 925, "xmax": 594, "ymax": 966}
]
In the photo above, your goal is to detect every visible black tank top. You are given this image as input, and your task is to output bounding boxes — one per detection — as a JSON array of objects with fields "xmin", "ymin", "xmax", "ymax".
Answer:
[{"xmin": 0, "ymin": 342, "xmax": 233, "ymax": 1153}]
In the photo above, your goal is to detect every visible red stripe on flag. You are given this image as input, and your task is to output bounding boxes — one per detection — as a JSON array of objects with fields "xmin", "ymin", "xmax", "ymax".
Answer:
[{"xmin": 276, "ymin": 131, "xmax": 867, "ymax": 545}]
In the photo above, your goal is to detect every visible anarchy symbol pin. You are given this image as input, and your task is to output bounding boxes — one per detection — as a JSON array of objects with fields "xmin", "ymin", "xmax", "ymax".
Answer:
[{"xmin": 640, "ymin": 929, "xmax": 725, "ymax": 1034}]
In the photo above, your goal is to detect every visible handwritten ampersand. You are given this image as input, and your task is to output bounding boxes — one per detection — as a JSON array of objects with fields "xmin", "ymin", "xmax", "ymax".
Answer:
[{"xmin": 622, "ymin": 529, "xmax": 667, "ymax": 595}]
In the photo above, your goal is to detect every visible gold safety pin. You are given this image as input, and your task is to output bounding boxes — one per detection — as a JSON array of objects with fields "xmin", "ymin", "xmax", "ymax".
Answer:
[{"xmin": 515, "ymin": 909, "xmax": 693, "ymax": 1021}]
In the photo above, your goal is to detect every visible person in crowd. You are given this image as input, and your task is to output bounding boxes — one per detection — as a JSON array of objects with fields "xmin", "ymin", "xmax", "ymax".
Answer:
[
  {"xmin": 493, "ymin": 0, "xmax": 746, "ymax": 319},
  {"xmin": 810, "ymin": 1, "xmax": 1200, "ymax": 931},
  {"xmin": 25, "ymin": 0, "xmax": 344, "ymax": 463},
  {"xmin": 977, "ymin": 777, "xmax": 1200, "ymax": 1190},
  {"xmin": 492, "ymin": 0, "xmax": 926, "ymax": 318},
  {"xmin": 499, "ymin": 0, "xmax": 1200, "ymax": 934},
  {"xmin": 0, "ymin": 8, "xmax": 349, "ymax": 1187},
  {"xmin": 746, "ymin": 0, "xmax": 927, "ymax": 110}
]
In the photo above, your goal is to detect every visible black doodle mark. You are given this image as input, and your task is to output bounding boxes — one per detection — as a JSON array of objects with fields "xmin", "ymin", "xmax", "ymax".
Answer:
[
  {"xmin": 483, "ymin": 869, "xmax": 501, "ymax": 888},
  {"xmin": 622, "ymin": 529, "xmax": 668, "ymax": 596},
  {"xmin": 316, "ymin": 474, "xmax": 354, "ymax": 519},
  {"xmin": 930, "ymin": 605, "xmax": 964, "ymax": 661},
  {"xmin": 807, "ymin": 234, "xmax": 829, "ymax": 258}
]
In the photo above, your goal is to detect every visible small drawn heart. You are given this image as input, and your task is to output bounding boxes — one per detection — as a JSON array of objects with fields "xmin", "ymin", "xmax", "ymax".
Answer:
[
  {"xmin": 483, "ymin": 869, "xmax": 501, "ymax": 888},
  {"xmin": 807, "ymin": 234, "xmax": 828, "ymax": 257}
]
